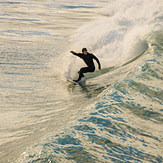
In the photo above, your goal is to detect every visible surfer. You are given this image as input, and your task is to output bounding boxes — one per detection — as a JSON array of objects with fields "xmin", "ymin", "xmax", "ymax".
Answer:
[{"xmin": 70, "ymin": 48, "xmax": 101, "ymax": 82}]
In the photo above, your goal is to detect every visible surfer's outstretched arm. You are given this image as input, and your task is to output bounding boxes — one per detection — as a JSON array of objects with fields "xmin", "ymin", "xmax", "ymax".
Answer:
[
  {"xmin": 70, "ymin": 51, "xmax": 77, "ymax": 55},
  {"xmin": 70, "ymin": 51, "xmax": 82, "ymax": 58}
]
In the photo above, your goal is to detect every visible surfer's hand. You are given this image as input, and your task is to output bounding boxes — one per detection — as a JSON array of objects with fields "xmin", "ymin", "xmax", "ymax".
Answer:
[
  {"xmin": 99, "ymin": 65, "xmax": 101, "ymax": 70},
  {"xmin": 70, "ymin": 51, "xmax": 74, "ymax": 53}
]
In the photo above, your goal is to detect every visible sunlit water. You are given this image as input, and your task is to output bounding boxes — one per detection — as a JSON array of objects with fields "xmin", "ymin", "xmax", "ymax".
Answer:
[{"xmin": 0, "ymin": 0, "xmax": 163, "ymax": 162}]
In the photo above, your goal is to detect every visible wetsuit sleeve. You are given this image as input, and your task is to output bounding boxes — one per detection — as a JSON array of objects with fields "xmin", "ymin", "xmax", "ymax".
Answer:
[
  {"xmin": 70, "ymin": 51, "xmax": 82, "ymax": 58},
  {"xmin": 92, "ymin": 54, "xmax": 101, "ymax": 70}
]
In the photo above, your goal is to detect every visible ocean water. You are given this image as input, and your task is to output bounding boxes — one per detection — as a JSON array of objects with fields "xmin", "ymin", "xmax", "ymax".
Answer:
[{"xmin": 0, "ymin": 0, "xmax": 163, "ymax": 162}]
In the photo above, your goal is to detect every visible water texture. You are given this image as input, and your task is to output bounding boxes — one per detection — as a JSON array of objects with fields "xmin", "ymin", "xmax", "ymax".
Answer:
[{"xmin": 0, "ymin": 0, "xmax": 163, "ymax": 162}]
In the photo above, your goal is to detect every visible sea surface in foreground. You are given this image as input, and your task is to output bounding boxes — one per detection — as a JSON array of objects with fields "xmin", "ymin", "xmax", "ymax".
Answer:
[{"xmin": 0, "ymin": 0, "xmax": 163, "ymax": 162}]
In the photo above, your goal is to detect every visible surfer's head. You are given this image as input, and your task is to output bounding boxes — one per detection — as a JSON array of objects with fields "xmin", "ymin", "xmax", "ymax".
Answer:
[{"xmin": 82, "ymin": 48, "xmax": 87, "ymax": 55}]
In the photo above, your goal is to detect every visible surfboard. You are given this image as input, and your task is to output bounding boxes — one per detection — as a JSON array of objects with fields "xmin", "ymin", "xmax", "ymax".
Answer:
[
  {"xmin": 67, "ymin": 78, "xmax": 79, "ymax": 84},
  {"xmin": 67, "ymin": 77, "xmax": 86, "ymax": 85}
]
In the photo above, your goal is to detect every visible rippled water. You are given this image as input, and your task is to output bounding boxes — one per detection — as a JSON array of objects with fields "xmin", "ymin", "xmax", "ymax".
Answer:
[{"xmin": 0, "ymin": 0, "xmax": 163, "ymax": 162}]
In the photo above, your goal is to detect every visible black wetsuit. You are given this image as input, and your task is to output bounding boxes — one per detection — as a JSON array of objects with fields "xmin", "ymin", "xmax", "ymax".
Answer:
[{"xmin": 71, "ymin": 51, "xmax": 101, "ymax": 81}]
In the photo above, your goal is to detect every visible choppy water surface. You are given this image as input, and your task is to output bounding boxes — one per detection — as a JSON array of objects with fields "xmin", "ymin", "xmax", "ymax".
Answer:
[{"xmin": 0, "ymin": 0, "xmax": 163, "ymax": 162}]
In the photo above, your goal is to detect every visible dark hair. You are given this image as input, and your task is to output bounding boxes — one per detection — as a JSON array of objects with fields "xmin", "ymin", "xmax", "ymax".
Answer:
[{"xmin": 82, "ymin": 48, "xmax": 87, "ymax": 53}]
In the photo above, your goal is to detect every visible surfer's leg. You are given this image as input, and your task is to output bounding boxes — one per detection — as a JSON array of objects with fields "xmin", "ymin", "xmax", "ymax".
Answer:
[
  {"xmin": 78, "ymin": 70, "xmax": 84, "ymax": 78},
  {"xmin": 75, "ymin": 67, "xmax": 95, "ymax": 82}
]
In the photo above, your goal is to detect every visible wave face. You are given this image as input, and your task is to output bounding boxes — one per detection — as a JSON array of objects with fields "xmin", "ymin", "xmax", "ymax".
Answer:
[
  {"xmin": 1, "ymin": 0, "xmax": 162, "ymax": 162},
  {"xmin": 18, "ymin": 31, "xmax": 163, "ymax": 162}
]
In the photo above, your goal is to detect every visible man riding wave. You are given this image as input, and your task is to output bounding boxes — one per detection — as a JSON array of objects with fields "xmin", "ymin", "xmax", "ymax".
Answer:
[{"xmin": 70, "ymin": 48, "xmax": 101, "ymax": 82}]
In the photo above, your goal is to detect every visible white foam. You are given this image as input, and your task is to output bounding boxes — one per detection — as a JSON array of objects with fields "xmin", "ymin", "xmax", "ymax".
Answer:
[{"xmin": 64, "ymin": 0, "xmax": 163, "ymax": 78}]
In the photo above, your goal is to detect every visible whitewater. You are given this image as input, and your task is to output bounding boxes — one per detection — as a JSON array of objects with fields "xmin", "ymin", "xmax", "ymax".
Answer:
[{"xmin": 0, "ymin": 0, "xmax": 163, "ymax": 162}]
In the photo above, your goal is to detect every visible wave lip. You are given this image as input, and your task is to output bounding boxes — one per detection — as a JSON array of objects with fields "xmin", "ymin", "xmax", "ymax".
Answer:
[{"xmin": 69, "ymin": 0, "xmax": 163, "ymax": 71}]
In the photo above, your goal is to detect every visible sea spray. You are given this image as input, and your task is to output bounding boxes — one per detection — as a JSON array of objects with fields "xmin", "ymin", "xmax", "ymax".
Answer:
[{"xmin": 64, "ymin": 0, "xmax": 163, "ymax": 79}]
